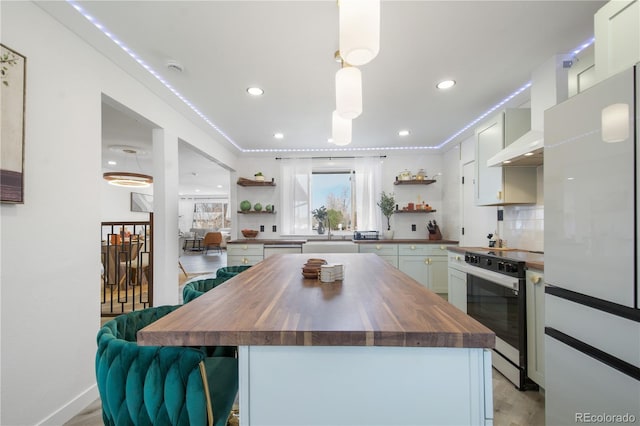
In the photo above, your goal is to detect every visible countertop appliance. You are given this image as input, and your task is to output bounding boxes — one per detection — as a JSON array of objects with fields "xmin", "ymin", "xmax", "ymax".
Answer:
[
  {"xmin": 544, "ymin": 65, "xmax": 640, "ymax": 424},
  {"xmin": 464, "ymin": 251, "xmax": 538, "ymax": 390}
]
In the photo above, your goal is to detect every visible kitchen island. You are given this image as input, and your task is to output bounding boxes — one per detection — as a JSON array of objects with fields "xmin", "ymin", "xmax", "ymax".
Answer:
[{"xmin": 139, "ymin": 253, "xmax": 495, "ymax": 425}]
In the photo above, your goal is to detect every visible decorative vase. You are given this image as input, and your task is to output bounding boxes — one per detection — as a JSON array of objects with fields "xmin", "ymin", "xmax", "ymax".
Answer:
[
  {"xmin": 383, "ymin": 230, "xmax": 394, "ymax": 240},
  {"xmin": 317, "ymin": 222, "xmax": 325, "ymax": 235}
]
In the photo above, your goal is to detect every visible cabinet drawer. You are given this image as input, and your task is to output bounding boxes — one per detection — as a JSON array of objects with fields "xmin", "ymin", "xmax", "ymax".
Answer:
[
  {"xmin": 358, "ymin": 244, "xmax": 398, "ymax": 256},
  {"xmin": 227, "ymin": 255, "xmax": 263, "ymax": 266},
  {"xmin": 228, "ymin": 244, "xmax": 263, "ymax": 257},
  {"xmin": 448, "ymin": 251, "xmax": 466, "ymax": 271},
  {"xmin": 398, "ymin": 244, "xmax": 448, "ymax": 256}
]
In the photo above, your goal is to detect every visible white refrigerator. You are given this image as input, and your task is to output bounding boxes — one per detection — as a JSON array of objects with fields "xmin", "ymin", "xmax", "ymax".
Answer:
[{"xmin": 544, "ymin": 65, "xmax": 640, "ymax": 425}]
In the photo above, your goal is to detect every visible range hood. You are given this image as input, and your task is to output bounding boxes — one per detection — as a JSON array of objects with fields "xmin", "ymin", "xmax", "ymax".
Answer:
[
  {"xmin": 487, "ymin": 54, "xmax": 570, "ymax": 168},
  {"xmin": 487, "ymin": 130, "xmax": 543, "ymax": 167}
]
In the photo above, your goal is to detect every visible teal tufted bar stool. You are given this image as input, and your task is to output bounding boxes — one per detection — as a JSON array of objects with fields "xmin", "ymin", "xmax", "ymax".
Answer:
[
  {"xmin": 96, "ymin": 305, "xmax": 238, "ymax": 426},
  {"xmin": 215, "ymin": 265, "xmax": 252, "ymax": 280},
  {"xmin": 182, "ymin": 277, "xmax": 230, "ymax": 304}
]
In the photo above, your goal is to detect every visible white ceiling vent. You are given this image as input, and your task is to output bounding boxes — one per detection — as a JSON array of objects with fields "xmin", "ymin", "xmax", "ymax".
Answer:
[{"xmin": 166, "ymin": 60, "xmax": 184, "ymax": 73}]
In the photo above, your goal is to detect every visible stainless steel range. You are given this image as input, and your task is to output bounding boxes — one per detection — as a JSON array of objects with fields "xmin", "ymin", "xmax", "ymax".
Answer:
[{"xmin": 464, "ymin": 251, "xmax": 538, "ymax": 390}]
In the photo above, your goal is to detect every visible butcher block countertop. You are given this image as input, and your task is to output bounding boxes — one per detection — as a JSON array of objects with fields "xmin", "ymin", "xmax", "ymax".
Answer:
[
  {"xmin": 138, "ymin": 253, "xmax": 494, "ymax": 348},
  {"xmin": 228, "ymin": 239, "xmax": 458, "ymax": 245},
  {"xmin": 228, "ymin": 239, "xmax": 306, "ymax": 245},
  {"xmin": 448, "ymin": 246, "xmax": 544, "ymax": 271},
  {"xmin": 355, "ymin": 239, "xmax": 459, "ymax": 244}
]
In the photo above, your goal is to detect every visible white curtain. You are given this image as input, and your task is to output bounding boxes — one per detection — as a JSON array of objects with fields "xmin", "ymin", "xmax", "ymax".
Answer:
[
  {"xmin": 280, "ymin": 158, "xmax": 313, "ymax": 235},
  {"xmin": 354, "ymin": 157, "xmax": 382, "ymax": 231}
]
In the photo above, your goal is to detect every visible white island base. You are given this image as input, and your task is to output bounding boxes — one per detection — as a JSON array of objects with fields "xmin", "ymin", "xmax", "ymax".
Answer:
[{"xmin": 239, "ymin": 345, "xmax": 494, "ymax": 426}]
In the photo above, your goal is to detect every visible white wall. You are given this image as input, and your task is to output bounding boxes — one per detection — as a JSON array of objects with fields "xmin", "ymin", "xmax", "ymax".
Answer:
[
  {"xmin": 441, "ymin": 144, "xmax": 461, "ymax": 241},
  {"xmin": 0, "ymin": 3, "xmax": 238, "ymax": 424},
  {"xmin": 101, "ymin": 181, "xmax": 153, "ymax": 222},
  {"xmin": 233, "ymin": 153, "xmax": 447, "ymax": 240}
]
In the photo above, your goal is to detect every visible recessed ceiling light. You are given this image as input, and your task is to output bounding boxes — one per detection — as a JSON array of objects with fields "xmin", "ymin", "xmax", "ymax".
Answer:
[
  {"xmin": 217, "ymin": 184, "xmax": 223, "ymax": 188},
  {"xmin": 503, "ymin": 160, "xmax": 512, "ymax": 164},
  {"xmin": 195, "ymin": 188, "xmax": 200, "ymax": 192},
  {"xmin": 274, "ymin": 132, "xmax": 284, "ymax": 139},
  {"xmin": 524, "ymin": 152, "xmax": 534, "ymax": 157},
  {"xmin": 107, "ymin": 160, "xmax": 117, "ymax": 166},
  {"xmin": 247, "ymin": 87, "xmax": 264, "ymax": 96},
  {"xmin": 398, "ymin": 130, "xmax": 410, "ymax": 137},
  {"xmin": 328, "ymin": 138, "xmax": 334, "ymax": 143},
  {"xmin": 436, "ymin": 80, "xmax": 456, "ymax": 90}
]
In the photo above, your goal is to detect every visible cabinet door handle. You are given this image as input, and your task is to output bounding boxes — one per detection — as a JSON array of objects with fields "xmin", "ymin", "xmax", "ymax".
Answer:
[
  {"xmin": 455, "ymin": 255, "xmax": 461, "ymax": 261},
  {"xmin": 425, "ymin": 258, "xmax": 432, "ymax": 265},
  {"xmin": 497, "ymin": 190, "xmax": 503, "ymax": 200},
  {"xmin": 440, "ymin": 245, "xmax": 445, "ymax": 250},
  {"xmin": 410, "ymin": 245, "xmax": 416, "ymax": 250},
  {"xmin": 242, "ymin": 258, "xmax": 249, "ymax": 265},
  {"xmin": 376, "ymin": 244, "xmax": 381, "ymax": 250},
  {"xmin": 530, "ymin": 275, "xmax": 542, "ymax": 285},
  {"xmin": 242, "ymin": 245, "xmax": 248, "ymax": 250}
]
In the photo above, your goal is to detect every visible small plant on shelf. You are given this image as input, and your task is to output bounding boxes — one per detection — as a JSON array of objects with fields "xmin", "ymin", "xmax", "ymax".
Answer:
[{"xmin": 254, "ymin": 172, "xmax": 265, "ymax": 182}]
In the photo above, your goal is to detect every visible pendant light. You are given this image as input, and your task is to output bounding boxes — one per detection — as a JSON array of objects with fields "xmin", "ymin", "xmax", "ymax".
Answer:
[
  {"xmin": 335, "ymin": 57, "xmax": 362, "ymax": 120},
  {"xmin": 103, "ymin": 172, "xmax": 153, "ymax": 187},
  {"xmin": 103, "ymin": 146, "xmax": 153, "ymax": 187},
  {"xmin": 332, "ymin": 110, "xmax": 352, "ymax": 146},
  {"xmin": 339, "ymin": 0, "xmax": 380, "ymax": 66}
]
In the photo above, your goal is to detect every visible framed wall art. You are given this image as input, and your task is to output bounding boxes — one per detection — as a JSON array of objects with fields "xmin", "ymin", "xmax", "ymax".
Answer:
[
  {"xmin": 1, "ymin": 44, "xmax": 27, "ymax": 203},
  {"xmin": 131, "ymin": 192, "xmax": 153, "ymax": 213}
]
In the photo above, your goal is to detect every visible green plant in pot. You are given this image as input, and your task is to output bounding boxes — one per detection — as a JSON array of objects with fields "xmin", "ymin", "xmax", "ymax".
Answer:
[
  {"xmin": 377, "ymin": 191, "xmax": 396, "ymax": 239},
  {"xmin": 312, "ymin": 206, "xmax": 328, "ymax": 235},
  {"xmin": 254, "ymin": 172, "xmax": 265, "ymax": 182}
]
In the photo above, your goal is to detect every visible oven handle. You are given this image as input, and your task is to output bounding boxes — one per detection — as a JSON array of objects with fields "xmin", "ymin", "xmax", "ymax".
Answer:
[{"xmin": 461, "ymin": 263, "xmax": 520, "ymax": 290}]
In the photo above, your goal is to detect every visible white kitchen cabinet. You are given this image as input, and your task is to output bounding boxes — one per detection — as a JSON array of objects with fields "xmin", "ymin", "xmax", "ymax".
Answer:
[
  {"xmin": 475, "ymin": 108, "xmax": 537, "ymax": 205},
  {"xmin": 398, "ymin": 244, "xmax": 449, "ymax": 294},
  {"xmin": 358, "ymin": 243, "xmax": 398, "ymax": 267},
  {"xmin": 227, "ymin": 243, "xmax": 264, "ymax": 266},
  {"xmin": 568, "ymin": 45, "xmax": 596, "ymax": 97},
  {"xmin": 447, "ymin": 251, "xmax": 467, "ymax": 312},
  {"xmin": 594, "ymin": 0, "xmax": 640, "ymax": 83},
  {"xmin": 526, "ymin": 268, "xmax": 545, "ymax": 388}
]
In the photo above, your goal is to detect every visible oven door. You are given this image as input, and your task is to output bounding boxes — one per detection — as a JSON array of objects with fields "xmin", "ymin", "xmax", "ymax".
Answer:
[{"xmin": 465, "ymin": 265, "xmax": 525, "ymax": 366}]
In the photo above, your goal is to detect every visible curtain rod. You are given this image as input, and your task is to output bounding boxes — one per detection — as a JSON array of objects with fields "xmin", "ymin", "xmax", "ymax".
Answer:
[{"xmin": 275, "ymin": 155, "xmax": 386, "ymax": 160}]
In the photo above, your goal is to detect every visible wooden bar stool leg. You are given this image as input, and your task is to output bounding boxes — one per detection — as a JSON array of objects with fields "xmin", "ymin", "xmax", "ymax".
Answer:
[{"xmin": 178, "ymin": 261, "xmax": 189, "ymax": 278}]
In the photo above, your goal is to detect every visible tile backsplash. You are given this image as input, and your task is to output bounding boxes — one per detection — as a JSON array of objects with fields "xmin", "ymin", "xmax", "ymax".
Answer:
[{"xmin": 500, "ymin": 205, "xmax": 544, "ymax": 252}]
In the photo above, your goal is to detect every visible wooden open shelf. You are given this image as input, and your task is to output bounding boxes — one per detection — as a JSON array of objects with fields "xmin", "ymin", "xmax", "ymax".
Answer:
[
  {"xmin": 394, "ymin": 179, "xmax": 436, "ymax": 185},
  {"xmin": 237, "ymin": 210, "xmax": 276, "ymax": 214},
  {"xmin": 395, "ymin": 209, "xmax": 437, "ymax": 213},
  {"xmin": 237, "ymin": 177, "xmax": 276, "ymax": 187}
]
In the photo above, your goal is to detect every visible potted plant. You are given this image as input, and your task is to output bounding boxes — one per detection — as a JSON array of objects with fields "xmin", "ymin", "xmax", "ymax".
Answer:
[
  {"xmin": 312, "ymin": 206, "xmax": 328, "ymax": 235},
  {"xmin": 254, "ymin": 172, "xmax": 265, "ymax": 182},
  {"xmin": 377, "ymin": 191, "xmax": 396, "ymax": 239}
]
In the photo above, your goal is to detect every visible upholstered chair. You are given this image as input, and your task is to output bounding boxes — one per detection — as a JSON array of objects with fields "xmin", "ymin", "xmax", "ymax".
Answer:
[
  {"xmin": 203, "ymin": 232, "xmax": 223, "ymax": 255},
  {"xmin": 215, "ymin": 265, "xmax": 252, "ymax": 280},
  {"xmin": 96, "ymin": 305, "xmax": 238, "ymax": 426},
  {"xmin": 182, "ymin": 277, "xmax": 229, "ymax": 304}
]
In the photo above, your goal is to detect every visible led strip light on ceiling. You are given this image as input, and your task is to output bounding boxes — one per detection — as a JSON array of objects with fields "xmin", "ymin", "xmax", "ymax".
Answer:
[{"xmin": 68, "ymin": 0, "xmax": 594, "ymax": 153}]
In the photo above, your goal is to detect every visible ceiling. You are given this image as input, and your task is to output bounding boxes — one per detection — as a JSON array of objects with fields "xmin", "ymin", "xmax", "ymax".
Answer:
[
  {"xmin": 40, "ymin": 1, "xmax": 605, "ymax": 193},
  {"xmin": 101, "ymin": 102, "xmax": 230, "ymax": 196}
]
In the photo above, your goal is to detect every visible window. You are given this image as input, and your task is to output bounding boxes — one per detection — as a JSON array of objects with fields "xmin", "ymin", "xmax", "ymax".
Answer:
[
  {"xmin": 192, "ymin": 201, "xmax": 230, "ymax": 229},
  {"xmin": 311, "ymin": 171, "xmax": 354, "ymax": 232},
  {"xmin": 280, "ymin": 157, "xmax": 382, "ymax": 235}
]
